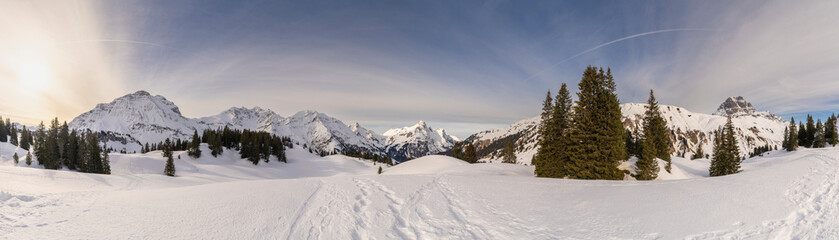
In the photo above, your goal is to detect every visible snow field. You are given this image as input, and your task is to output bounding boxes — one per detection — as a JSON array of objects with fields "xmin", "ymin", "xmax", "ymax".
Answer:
[{"xmin": 1, "ymin": 140, "xmax": 839, "ymax": 239}]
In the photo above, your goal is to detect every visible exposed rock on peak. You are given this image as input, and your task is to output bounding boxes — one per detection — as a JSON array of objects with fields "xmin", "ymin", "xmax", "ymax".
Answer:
[{"xmin": 714, "ymin": 96, "xmax": 756, "ymax": 116}]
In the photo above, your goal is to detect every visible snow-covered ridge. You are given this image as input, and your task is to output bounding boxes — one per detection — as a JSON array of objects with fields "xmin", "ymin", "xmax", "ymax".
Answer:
[
  {"xmin": 68, "ymin": 91, "xmax": 455, "ymax": 160},
  {"xmin": 382, "ymin": 120, "xmax": 458, "ymax": 160}
]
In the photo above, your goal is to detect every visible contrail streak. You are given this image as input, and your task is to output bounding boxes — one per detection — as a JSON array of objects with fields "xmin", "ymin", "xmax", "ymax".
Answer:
[{"xmin": 524, "ymin": 28, "xmax": 714, "ymax": 81}]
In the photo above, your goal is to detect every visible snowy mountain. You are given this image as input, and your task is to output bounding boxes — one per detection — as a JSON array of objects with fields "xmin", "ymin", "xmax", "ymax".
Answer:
[
  {"xmin": 68, "ymin": 91, "xmax": 455, "ymax": 160},
  {"xmin": 382, "ymin": 121, "xmax": 458, "ymax": 161},
  {"xmin": 68, "ymin": 90, "xmax": 200, "ymax": 150},
  {"xmin": 463, "ymin": 97, "xmax": 788, "ymax": 164}
]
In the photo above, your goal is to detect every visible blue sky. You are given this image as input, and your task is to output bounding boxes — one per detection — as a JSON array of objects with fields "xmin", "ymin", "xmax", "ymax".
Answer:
[{"xmin": 1, "ymin": 0, "xmax": 838, "ymax": 138}]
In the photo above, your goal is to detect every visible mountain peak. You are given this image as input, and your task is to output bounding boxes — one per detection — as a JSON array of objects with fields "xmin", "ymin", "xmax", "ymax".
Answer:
[
  {"xmin": 416, "ymin": 120, "xmax": 427, "ymax": 128},
  {"xmin": 713, "ymin": 96, "xmax": 756, "ymax": 116},
  {"xmin": 132, "ymin": 90, "xmax": 151, "ymax": 96}
]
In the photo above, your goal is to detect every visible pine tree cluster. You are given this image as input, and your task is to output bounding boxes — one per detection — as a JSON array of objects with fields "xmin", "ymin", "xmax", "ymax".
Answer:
[
  {"xmin": 710, "ymin": 116, "xmax": 741, "ymax": 177},
  {"xmin": 784, "ymin": 114, "xmax": 838, "ymax": 151},
  {"xmin": 28, "ymin": 118, "xmax": 110, "ymax": 174},
  {"xmin": 749, "ymin": 144, "xmax": 774, "ymax": 158},
  {"xmin": 344, "ymin": 151, "xmax": 394, "ymax": 166},
  {"xmin": 202, "ymin": 127, "xmax": 289, "ymax": 165},
  {"xmin": 534, "ymin": 67, "xmax": 627, "ymax": 180},
  {"xmin": 451, "ymin": 142, "xmax": 478, "ymax": 163}
]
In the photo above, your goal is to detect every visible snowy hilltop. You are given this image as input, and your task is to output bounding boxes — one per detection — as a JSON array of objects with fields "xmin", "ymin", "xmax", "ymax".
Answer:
[
  {"xmin": 68, "ymin": 91, "xmax": 456, "ymax": 161},
  {"xmin": 462, "ymin": 97, "xmax": 787, "ymax": 164}
]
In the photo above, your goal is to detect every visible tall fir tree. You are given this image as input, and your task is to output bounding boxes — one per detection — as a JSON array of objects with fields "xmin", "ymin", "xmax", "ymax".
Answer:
[
  {"xmin": 0, "ymin": 115, "xmax": 6, "ymax": 142},
  {"xmin": 13, "ymin": 152, "xmax": 19, "ymax": 164},
  {"xmin": 814, "ymin": 120, "xmax": 826, "ymax": 148},
  {"xmin": 536, "ymin": 84, "xmax": 573, "ymax": 178},
  {"xmin": 25, "ymin": 151, "xmax": 32, "ymax": 165},
  {"xmin": 798, "ymin": 122, "xmax": 807, "ymax": 147},
  {"xmin": 164, "ymin": 153, "xmax": 176, "ymax": 176},
  {"xmin": 782, "ymin": 127, "xmax": 789, "ymax": 151},
  {"xmin": 642, "ymin": 90, "xmax": 671, "ymax": 172},
  {"xmin": 450, "ymin": 142, "xmax": 463, "ymax": 160},
  {"xmin": 463, "ymin": 143, "xmax": 477, "ymax": 163},
  {"xmin": 9, "ymin": 125, "xmax": 18, "ymax": 146},
  {"xmin": 502, "ymin": 142, "xmax": 516, "ymax": 164},
  {"xmin": 102, "ymin": 144, "xmax": 111, "ymax": 175},
  {"xmin": 188, "ymin": 130, "xmax": 202, "ymax": 158},
  {"xmin": 635, "ymin": 90, "xmax": 669, "ymax": 179},
  {"xmin": 710, "ymin": 116, "xmax": 741, "ymax": 176},
  {"xmin": 805, "ymin": 115, "xmax": 816, "ymax": 147},
  {"xmin": 827, "ymin": 114, "xmax": 839, "ymax": 146},
  {"xmin": 533, "ymin": 90, "xmax": 553, "ymax": 169},
  {"xmin": 565, "ymin": 67, "xmax": 626, "ymax": 180},
  {"xmin": 19, "ymin": 127, "xmax": 31, "ymax": 150}
]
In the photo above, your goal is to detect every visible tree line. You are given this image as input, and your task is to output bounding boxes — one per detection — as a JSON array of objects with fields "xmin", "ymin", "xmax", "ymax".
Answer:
[
  {"xmin": 782, "ymin": 114, "xmax": 838, "ymax": 151},
  {"xmin": 1, "ymin": 117, "xmax": 110, "ymax": 174}
]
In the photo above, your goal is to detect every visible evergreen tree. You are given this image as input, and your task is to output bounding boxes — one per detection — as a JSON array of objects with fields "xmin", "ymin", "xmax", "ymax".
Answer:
[
  {"xmin": 827, "ymin": 114, "xmax": 839, "ymax": 146},
  {"xmin": 536, "ymin": 84, "xmax": 573, "ymax": 177},
  {"xmin": 86, "ymin": 133, "xmax": 103, "ymax": 174},
  {"xmin": 564, "ymin": 67, "xmax": 626, "ymax": 180},
  {"xmin": 188, "ymin": 130, "xmax": 202, "ymax": 158},
  {"xmin": 642, "ymin": 90, "xmax": 671, "ymax": 171},
  {"xmin": 13, "ymin": 152, "xmax": 19, "ymax": 164},
  {"xmin": 451, "ymin": 142, "xmax": 463, "ymax": 160},
  {"xmin": 162, "ymin": 138, "xmax": 173, "ymax": 158},
  {"xmin": 9, "ymin": 125, "xmax": 18, "ymax": 146},
  {"xmin": 463, "ymin": 143, "xmax": 477, "ymax": 163},
  {"xmin": 814, "ymin": 120, "xmax": 826, "ymax": 148},
  {"xmin": 502, "ymin": 142, "xmax": 516, "ymax": 164},
  {"xmin": 0, "ymin": 115, "xmax": 6, "ymax": 142},
  {"xmin": 102, "ymin": 144, "xmax": 111, "ymax": 175},
  {"xmin": 805, "ymin": 115, "xmax": 816, "ymax": 147},
  {"xmin": 25, "ymin": 151, "xmax": 32, "ymax": 165},
  {"xmin": 58, "ymin": 122, "xmax": 70, "ymax": 167},
  {"xmin": 66, "ymin": 130, "xmax": 78, "ymax": 170},
  {"xmin": 798, "ymin": 123, "xmax": 807, "ymax": 147},
  {"xmin": 782, "ymin": 127, "xmax": 789, "ymax": 150},
  {"xmin": 533, "ymin": 91, "xmax": 553, "ymax": 169},
  {"xmin": 786, "ymin": 118, "xmax": 798, "ymax": 151},
  {"xmin": 19, "ymin": 127, "xmax": 30, "ymax": 150},
  {"xmin": 710, "ymin": 116, "xmax": 741, "ymax": 176},
  {"xmin": 164, "ymin": 153, "xmax": 176, "ymax": 176},
  {"xmin": 378, "ymin": 166, "xmax": 382, "ymax": 174}
]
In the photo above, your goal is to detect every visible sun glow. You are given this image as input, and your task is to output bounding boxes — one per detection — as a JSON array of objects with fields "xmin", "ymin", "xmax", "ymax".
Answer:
[{"xmin": 17, "ymin": 59, "xmax": 52, "ymax": 92}]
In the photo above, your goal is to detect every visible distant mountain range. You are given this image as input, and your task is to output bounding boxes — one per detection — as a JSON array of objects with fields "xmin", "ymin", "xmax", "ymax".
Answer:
[
  {"xmin": 66, "ymin": 91, "xmax": 787, "ymax": 164},
  {"xmin": 68, "ymin": 91, "xmax": 456, "ymax": 161}
]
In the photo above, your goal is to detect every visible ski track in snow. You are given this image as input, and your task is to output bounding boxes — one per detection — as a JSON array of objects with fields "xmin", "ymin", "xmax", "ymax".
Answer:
[{"xmin": 687, "ymin": 151, "xmax": 839, "ymax": 239}]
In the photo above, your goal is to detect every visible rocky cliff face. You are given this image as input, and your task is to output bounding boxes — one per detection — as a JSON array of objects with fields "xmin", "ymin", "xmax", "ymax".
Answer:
[{"xmin": 714, "ymin": 96, "xmax": 757, "ymax": 116}]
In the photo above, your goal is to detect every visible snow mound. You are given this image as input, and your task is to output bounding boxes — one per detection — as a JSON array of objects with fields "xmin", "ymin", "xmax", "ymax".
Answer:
[{"xmin": 383, "ymin": 155, "xmax": 468, "ymax": 175}]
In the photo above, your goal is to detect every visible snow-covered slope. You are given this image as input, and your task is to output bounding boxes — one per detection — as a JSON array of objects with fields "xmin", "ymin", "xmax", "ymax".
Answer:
[
  {"xmin": 382, "ymin": 121, "xmax": 457, "ymax": 161},
  {"xmin": 68, "ymin": 91, "xmax": 455, "ymax": 160},
  {"xmin": 465, "ymin": 97, "xmax": 788, "ymax": 164},
  {"xmin": 3, "ymin": 137, "xmax": 839, "ymax": 238}
]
